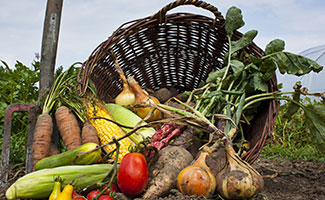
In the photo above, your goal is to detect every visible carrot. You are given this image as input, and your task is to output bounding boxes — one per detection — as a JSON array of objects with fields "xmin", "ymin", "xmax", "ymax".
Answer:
[
  {"xmin": 48, "ymin": 143, "xmax": 60, "ymax": 156},
  {"xmin": 57, "ymin": 89, "xmax": 99, "ymax": 146},
  {"xmin": 32, "ymin": 67, "xmax": 78, "ymax": 170},
  {"xmin": 81, "ymin": 121, "xmax": 99, "ymax": 145},
  {"xmin": 55, "ymin": 105, "xmax": 82, "ymax": 150},
  {"xmin": 31, "ymin": 113, "xmax": 53, "ymax": 167}
]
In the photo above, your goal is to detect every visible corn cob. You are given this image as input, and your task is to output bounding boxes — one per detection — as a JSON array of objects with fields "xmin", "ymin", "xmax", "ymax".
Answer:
[
  {"xmin": 86, "ymin": 101, "xmax": 133, "ymax": 161},
  {"xmin": 105, "ymin": 103, "xmax": 156, "ymax": 144},
  {"xmin": 6, "ymin": 164, "xmax": 114, "ymax": 200}
]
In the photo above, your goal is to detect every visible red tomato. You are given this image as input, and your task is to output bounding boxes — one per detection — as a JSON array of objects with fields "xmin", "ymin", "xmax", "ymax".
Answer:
[
  {"xmin": 86, "ymin": 190, "xmax": 100, "ymax": 200},
  {"xmin": 117, "ymin": 152, "xmax": 149, "ymax": 197},
  {"xmin": 98, "ymin": 195, "xmax": 114, "ymax": 200},
  {"xmin": 72, "ymin": 190, "xmax": 82, "ymax": 199},
  {"xmin": 73, "ymin": 197, "xmax": 87, "ymax": 200},
  {"xmin": 103, "ymin": 183, "xmax": 119, "ymax": 195}
]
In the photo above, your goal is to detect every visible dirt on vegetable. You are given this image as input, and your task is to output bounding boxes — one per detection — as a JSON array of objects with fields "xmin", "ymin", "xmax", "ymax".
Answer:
[{"xmin": 142, "ymin": 146, "xmax": 193, "ymax": 200}]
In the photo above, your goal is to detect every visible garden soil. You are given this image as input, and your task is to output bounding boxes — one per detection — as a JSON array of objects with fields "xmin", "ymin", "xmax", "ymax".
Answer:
[{"xmin": 1, "ymin": 158, "xmax": 324, "ymax": 200}]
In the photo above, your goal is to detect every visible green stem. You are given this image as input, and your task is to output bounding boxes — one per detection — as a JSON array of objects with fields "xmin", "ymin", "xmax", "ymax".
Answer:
[
  {"xmin": 217, "ymin": 36, "xmax": 233, "ymax": 91},
  {"xmin": 242, "ymin": 96, "xmax": 305, "ymax": 111},
  {"xmin": 243, "ymin": 91, "xmax": 295, "ymax": 104},
  {"xmin": 195, "ymin": 86, "xmax": 210, "ymax": 110},
  {"xmin": 202, "ymin": 95, "xmax": 216, "ymax": 116},
  {"xmin": 171, "ymin": 97, "xmax": 208, "ymax": 120},
  {"xmin": 94, "ymin": 138, "xmax": 120, "ymax": 200}
]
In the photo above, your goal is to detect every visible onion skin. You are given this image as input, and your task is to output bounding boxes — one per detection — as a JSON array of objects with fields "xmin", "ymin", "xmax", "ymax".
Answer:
[
  {"xmin": 216, "ymin": 142, "xmax": 264, "ymax": 200},
  {"xmin": 135, "ymin": 95, "xmax": 161, "ymax": 121},
  {"xmin": 128, "ymin": 76, "xmax": 161, "ymax": 121},
  {"xmin": 115, "ymin": 85, "xmax": 136, "ymax": 106},
  {"xmin": 177, "ymin": 147, "xmax": 216, "ymax": 198},
  {"xmin": 114, "ymin": 65, "xmax": 136, "ymax": 107}
]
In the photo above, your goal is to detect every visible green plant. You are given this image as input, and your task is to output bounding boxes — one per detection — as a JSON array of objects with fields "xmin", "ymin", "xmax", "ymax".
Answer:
[
  {"xmin": 0, "ymin": 59, "xmax": 40, "ymax": 164},
  {"xmin": 261, "ymin": 98, "xmax": 325, "ymax": 162}
]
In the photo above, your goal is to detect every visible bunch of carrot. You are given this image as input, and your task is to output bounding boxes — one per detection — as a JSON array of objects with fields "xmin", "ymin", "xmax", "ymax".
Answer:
[{"xmin": 31, "ymin": 66, "xmax": 99, "ymax": 169}]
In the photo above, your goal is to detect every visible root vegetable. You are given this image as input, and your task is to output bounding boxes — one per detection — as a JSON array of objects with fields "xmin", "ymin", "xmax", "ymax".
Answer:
[
  {"xmin": 31, "ymin": 67, "xmax": 75, "ymax": 170},
  {"xmin": 48, "ymin": 143, "xmax": 60, "ymax": 156},
  {"xmin": 31, "ymin": 113, "xmax": 53, "ymax": 168},
  {"xmin": 216, "ymin": 142, "xmax": 264, "ymax": 199},
  {"xmin": 142, "ymin": 146, "xmax": 193, "ymax": 200},
  {"xmin": 81, "ymin": 121, "xmax": 99, "ymax": 145},
  {"xmin": 128, "ymin": 76, "xmax": 161, "ymax": 121},
  {"xmin": 152, "ymin": 87, "xmax": 179, "ymax": 103},
  {"xmin": 112, "ymin": 52, "xmax": 136, "ymax": 107},
  {"xmin": 172, "ymin": 127, "xmax": 202, "ymax": 157},
  {"xmin": 55, "ymin": 105, "xmax": 82, "ymax": 150},
  {"xmin": 206, "ymin": 146, "xmax": 227, "ymax": 178},
  {"xmin": 177, "ymin": 146, "xmax": 216, "ymax": 198}
]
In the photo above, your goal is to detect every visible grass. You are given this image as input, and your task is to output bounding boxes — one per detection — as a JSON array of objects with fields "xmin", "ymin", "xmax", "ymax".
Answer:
[{"xmin": 261, "ymin": 98, "xmax": 325, "ymax": 162}]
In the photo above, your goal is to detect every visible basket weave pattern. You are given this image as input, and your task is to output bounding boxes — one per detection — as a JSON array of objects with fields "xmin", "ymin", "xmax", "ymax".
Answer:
[{"xmin": 79, "ymin": 0, "xmax": 279, "ymax": 164}]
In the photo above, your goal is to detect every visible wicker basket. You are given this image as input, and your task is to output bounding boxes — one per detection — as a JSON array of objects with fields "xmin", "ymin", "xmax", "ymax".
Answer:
[{"xmin": 78, "ymin": 0, "xmax": 279, "ymax": 164}]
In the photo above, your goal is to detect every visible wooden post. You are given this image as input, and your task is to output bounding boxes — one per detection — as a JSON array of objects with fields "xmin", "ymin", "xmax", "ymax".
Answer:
[{"xmin": 39, "ymin": 0, "xmax": 63, "ymax": 100}]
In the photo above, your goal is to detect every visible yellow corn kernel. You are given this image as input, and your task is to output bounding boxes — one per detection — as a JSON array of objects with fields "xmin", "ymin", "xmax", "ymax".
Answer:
[{"xmin": 86, "ymin": 102, "xmax": 133, "ymax": 161}]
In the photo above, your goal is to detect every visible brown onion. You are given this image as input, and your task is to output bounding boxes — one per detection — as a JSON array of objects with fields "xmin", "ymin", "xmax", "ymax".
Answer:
[
  {"xmin": 216, "ymin": 142, "xmax": 264, "ymax": 199},
  {"xmin": 177, "ymin": 146, "xmax": 216, "ymax": 198},
  {"xmin": 113, "ymin": 55, "xmax": 136, "ymax": 107},
  {"xmin": 128, "ymin": 76, "xmax": 161, "ymax": 121}
]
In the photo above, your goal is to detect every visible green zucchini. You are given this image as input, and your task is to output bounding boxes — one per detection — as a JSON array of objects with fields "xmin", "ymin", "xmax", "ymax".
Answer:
[{"xmin": 34, "ymin": 142, "xmax": 101, "ymax": 170}]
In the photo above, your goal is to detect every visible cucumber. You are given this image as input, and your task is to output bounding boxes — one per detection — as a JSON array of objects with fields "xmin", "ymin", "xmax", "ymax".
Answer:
[{"xmin": 34, "ymin": 142, "xmax": 101, "ymax": 170}]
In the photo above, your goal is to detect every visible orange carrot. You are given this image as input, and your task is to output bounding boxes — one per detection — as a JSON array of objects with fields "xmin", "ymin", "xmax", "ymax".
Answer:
[
  {"xmin": 55, "ymin": 105, "xmax": 82, "ymax": 150},
  {"xmin": 81, "ymin": 121, "xmax": 99, "ymax": 145},
  {"xmin": 48, "ymin": 143, "xmax": 60, "ymax": 156},
  {"xmin": 32, "ymin": 113, "xmax": 53, "ymax": 168},
  {"xmin": 32, "ymin": 68, "xmax": 74, "ymax": 170}
]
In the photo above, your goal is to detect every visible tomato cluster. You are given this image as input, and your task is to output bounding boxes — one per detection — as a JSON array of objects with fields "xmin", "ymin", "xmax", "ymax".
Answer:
[{"xmin": 71, "ymin": 183, "xmax": 118, "ymax": 200}]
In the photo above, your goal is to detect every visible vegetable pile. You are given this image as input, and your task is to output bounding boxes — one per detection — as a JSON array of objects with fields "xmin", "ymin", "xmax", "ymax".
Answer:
[{"xmin": 5, "ymin": 5, "xmax": 325, "ymax": 200}]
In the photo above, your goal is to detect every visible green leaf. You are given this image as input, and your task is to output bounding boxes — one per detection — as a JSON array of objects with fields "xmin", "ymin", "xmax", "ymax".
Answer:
[
  {"xmin": 206, "ymin": 90, "xmax": 223, "ymax": 98},
  {"xmin": 283, "ymin": 82, "xmax": 302, "ymax": 120},
  {"xmin": 250, "ymin": 55, "xmax": 262, "ymax": 65},
  {"xmin": 225, "ymin": 6, "xmax": 245, "ymax": 37},
  {"xmin": 230, "ymin": 60, "xmax": 244, "ymax": 78},
  {"xmin": 265, "ymin": 39, "xmax": 285, "ymax": 55},
  {"xmin": 250, "ymin": 73, "xmax": 268, "ymax": 92},
  {"xmin": 231, "ymin": 30, "xmax": 258, "ymax": 54},
  {"xmin": 304, "ymin": 104, "xmax": 325, "ymax": 154},
  {"xmin": 269, "ymin": 51, "xmax": 323, "ymax": 75},
  {"xmin": 259, "ymin": 58, "xmax": 277, "ymax": 81},
  {"xmin": 233, "ymin": 93, "xmax": 246, "ymax": 125},
  {"xmin": 206, "ymin": 67, "xmax": 227, "ymax": 83}
]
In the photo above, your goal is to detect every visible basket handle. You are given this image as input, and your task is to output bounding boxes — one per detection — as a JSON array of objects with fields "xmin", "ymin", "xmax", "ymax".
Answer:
[{"xmin": 151, "ymin": 0, "xmax": 224, "ymax": 24}]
